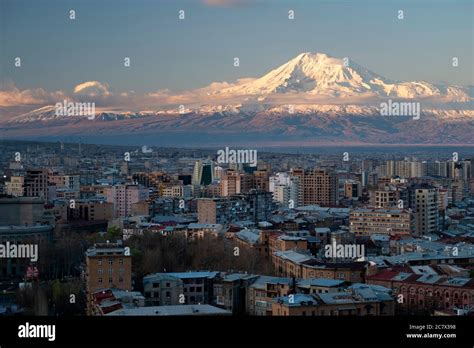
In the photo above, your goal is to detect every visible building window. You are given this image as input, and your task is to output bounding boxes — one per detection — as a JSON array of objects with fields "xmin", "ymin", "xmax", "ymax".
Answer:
[
  {"xmin": 119, "ymin": 277, "xmax": 123, "ymax": 283},
  {"xmin": 165, "ymin": 291, "xmax": 171, "ymax": 298},
  {"xmin": 98, "ymin": 269, "xmax": 103, "ymax": 274},
  {"xmin": 119, "ymin": 258, "xmax": 124, "ymax": 265},
  {"xmin": 109, "ymin": 278, "xmax": 113, "ymax": 283},
  {"xmin": 108, "ymin": 259, "xmax": 113, "ymax": 265},
  {"xmin": 98, "ymin": 259, "xmax": 103, "ymax": 266}
]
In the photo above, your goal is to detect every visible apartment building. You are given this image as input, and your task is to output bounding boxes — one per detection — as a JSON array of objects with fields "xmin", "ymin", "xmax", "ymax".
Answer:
[
  {"xmin": 291, "ymin": 168, "xmax": 337, "ymax": 206},
  {"xmin": 349, "ymin": 209, "xmax": 413, "ymax": 236},
  {"xmin": 85, "ymin": 242, "xmax": 132, "ymax": 295},
  {"xmin": 105, "ymin": 184, "xmax": 149, "ymax": 217}
]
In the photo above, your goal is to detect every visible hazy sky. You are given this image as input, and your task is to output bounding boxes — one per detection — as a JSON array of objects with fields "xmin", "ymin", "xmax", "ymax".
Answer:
[{"xmin": 1, "ymin": 0, "xmax": 473, "ymax": 94}]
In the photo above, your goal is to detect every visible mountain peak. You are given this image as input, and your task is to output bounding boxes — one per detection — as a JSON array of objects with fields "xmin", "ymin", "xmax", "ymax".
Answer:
[
  {"xmin": 291, "ymin": 51, "xmax": 342, "ymax": 67},
  {"xmin": 223, "ymin": 51, "xmax": 382, "ymax": 95},
  {"xmin": 204, "ymin": 51, "xmax": 470, "ymax": 100},
  {"xmin": 295, "ymin": 51, "xmax": 333, "ymax": 60}
]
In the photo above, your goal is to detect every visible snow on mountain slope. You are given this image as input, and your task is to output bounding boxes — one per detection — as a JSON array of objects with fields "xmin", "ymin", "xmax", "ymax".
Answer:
[
  {"xmin": 202, "ymin": 52, "xmax": 471, "ymax": 101},
  {"xmin": 4, "ymin": 51, "xmax": 472, "ymax": 124}
]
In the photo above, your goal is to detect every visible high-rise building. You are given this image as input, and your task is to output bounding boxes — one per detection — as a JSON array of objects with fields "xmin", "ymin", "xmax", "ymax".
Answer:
[
  {"xmin": 291, "ymin": 168, "xmax": 337, "ymax": 206},
  {"xmin": 450, "ymin": 180, "xmax": 466, "ymax": 204},
  {"xmin": 213, "ymin": 166, "xmax": 224, "ymax": 181},
  {"xmin": 408, "ymin": 184, "xmax": 439, "ymax": 235},
  {"xmin": 197, "ymin": 197, "xmax": 248, "ymax": 224},
  {"xmin": 344, "ymin": 180, "xmax": 362, "ymax": 199},
  {"xmin": 105, "ymin": 184, "xmax": 149, "ymax": 217},
  {"xmin": 197, "ymin": 191, "xmax": 274, "ymax": 224},
  {"xmin": 24, "ymin": 169, "xmax": 48, "ymax": 199},
  {"xmin": 247, "ymin": 190, "xmax": 275, "ymax": 223},
  {"xmin": 371, "ymin": 186, "xmax": 408, "ymax": 209},
  {"xmin": 48, "ymin": 173, "xmax": 80, "ymax": 192},
  {"xmin": 192, "ymin": 160, "xmax": 214, "ymax": 186},
  {"xmin": 269, "ymin": 172, "xmax": 300, "ymax": 207},
  {"xmin": 221, "ymin": 170, "xmax": 242, "ymax": 196},
  {"xmin": 66, "ymin": 200, "xmax": 114, "ymax": 221},
  {"xmin": 253, "ymin": 169, "xmax": 270, "ymax": 192}
]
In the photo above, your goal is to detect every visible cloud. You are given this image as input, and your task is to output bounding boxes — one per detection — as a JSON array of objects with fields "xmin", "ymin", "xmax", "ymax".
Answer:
[
  {"xmin": 73, "ymin": 81, "xmax": 111, "ymax": 97},
  {"xmin": 0, "ymin": 85, "xmax": 66, "ymax": 107}
]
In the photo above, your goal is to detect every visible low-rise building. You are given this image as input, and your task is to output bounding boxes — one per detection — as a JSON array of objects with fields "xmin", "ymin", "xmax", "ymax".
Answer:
[
  {"xmin": 271, "ymin": 284, "xmax": 394, "ymax": 316},
  {"xmin": 367, "ymin": 269, "xmax": 474, "ymax": 314},
  {"xmin": 143, "ymin": 271, "xmax": 219, "ymax": 306}
]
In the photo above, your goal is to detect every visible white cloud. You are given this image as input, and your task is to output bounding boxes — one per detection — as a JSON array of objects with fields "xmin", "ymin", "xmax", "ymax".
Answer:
[
  {"xmin": 73, "ymin": 81, "xmax": 111, "ymax": 97},
  {"xmin": 0, "ymin": 85, "xmax": 66, "ymax": 107}
]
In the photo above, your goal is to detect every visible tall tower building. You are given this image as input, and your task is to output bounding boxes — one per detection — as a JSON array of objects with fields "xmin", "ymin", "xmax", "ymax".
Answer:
[
  {"xmin": 192, "ymin": 160, "xmax": 214, "ymax": 186},
  {"xmin": 24, "ymin": 169, "xmax": 48, "ymax": 199},
  {"xmin": 220, "ymin": 169, "xmax": 242, "ymax": 196},
  {"xmin": 105, "ymin": 184, "xmax": 149, "ymax": 218},
  {"xmin": 408, "ymin": 184, "xmax": 439, "ymax": 235},
  {"xmin": 291, "ymin": 168, "xmax": 337, "ymax": 206},
  {"xmin": 269, "ymin": 172, "xmax": 300, "ymax": 207}
]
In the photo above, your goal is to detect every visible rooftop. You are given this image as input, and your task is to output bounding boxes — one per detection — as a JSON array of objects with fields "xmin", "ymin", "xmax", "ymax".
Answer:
[{"xmin": 107, "ymin": 304, "xmax": 231, "ymax": 316}]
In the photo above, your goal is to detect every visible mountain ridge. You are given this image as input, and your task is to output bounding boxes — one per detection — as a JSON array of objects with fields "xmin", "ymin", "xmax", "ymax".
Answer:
[{"xmin": 1, "ymin": 51, "xmax": 472, "ymax": 146}]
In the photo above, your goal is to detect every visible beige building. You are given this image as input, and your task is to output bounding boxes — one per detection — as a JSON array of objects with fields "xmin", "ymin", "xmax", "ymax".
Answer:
[
  {"xmin": 24, "ymin": 169, "xmax": 48, "ymax": 199},
  {"xmin": 408, "ymin": 184, "xmax": 439, "ymax": 235},
  {"xmin": 220, "ymin": 170, "xmax": 242, "ymax": 196},
  {"xmin": 66, "ymin": 200, "xmax": 114, "ymax": 221},
  {"xmin": 269, "ymin": 234, "xmax": 308, "ymax": 254},
  {"xmin": 271, "ymin": 288, "xmax": 394, "ymax": 316},
  {"xmin": 197, "ymin": 199, "xmax": 218, "ymax": 224},
  {"xmin": 85, "ymin": 242, "xmax": 132, "ymax": 296},
  {"xmin": 349, "ymin": 208, "xmax": 413, "ymax": 236},
  {"xmin": 105, "ymin": 184, "xmax": 149, "ymax": 217},
  {"xmin": 344, "ymin": 180, "xmax": 361, "ymax": 199},
  {"xmin": 291, "ymin": 168, "xmax": 337, "ymax": 206},
  {"xmin": 5, "ymin": 176, "xmax": 24, "ymax": 197}
]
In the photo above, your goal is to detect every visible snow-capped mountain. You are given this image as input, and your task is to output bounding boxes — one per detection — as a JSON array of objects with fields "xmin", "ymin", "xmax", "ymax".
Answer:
[
  {"xmin": 1, "ymin": 52, "xmax": 472, "ymax": 145},
  {"xmin": 200, "ymin": 52, "xmax": 471, "ymax": 101}
]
